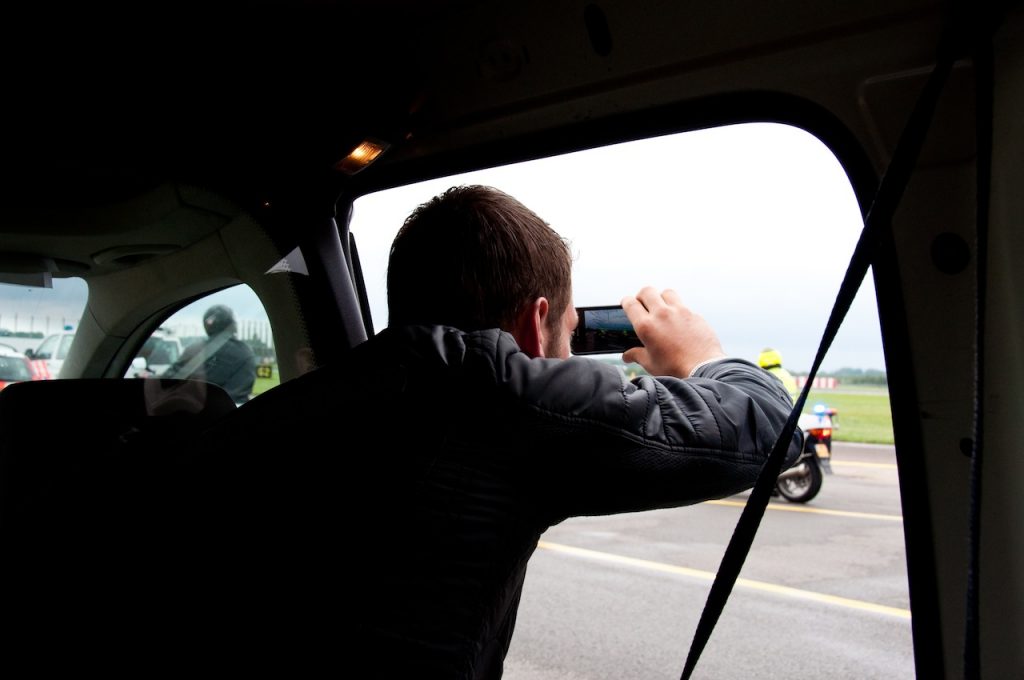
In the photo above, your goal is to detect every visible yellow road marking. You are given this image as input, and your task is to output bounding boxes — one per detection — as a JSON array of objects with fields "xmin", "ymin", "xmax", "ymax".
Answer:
[
  {"xmin": 831, "ymin": 460, "xmax": 898, "ymax": 469},
  {"xmin": 706, "ymin": 499, "xmax": 903, "ymax": 522},
  {"xmin": 537, "ymin": 540, "xmax": 911, "ymax": 619}
]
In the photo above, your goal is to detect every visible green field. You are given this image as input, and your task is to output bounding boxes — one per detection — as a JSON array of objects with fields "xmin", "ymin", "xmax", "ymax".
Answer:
[
  {"xmin": 252, "ymin": 371, "xmax": 280, "ymax": 397},
  {"xmin": 249, "ymin": 366, "xmax": 894, "ymax": 445},
  {"xmin": 806, "ymin": 388, "xmax": 893, "ymax": 445}
]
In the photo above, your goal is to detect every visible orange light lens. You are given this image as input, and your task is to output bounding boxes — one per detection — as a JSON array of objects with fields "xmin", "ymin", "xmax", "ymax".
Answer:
[{"xmin": 335, "ymin": 139, "xmax": 389, "ymax": 175}]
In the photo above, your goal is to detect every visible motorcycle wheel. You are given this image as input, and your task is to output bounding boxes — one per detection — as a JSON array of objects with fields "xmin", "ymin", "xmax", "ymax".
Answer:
[{"xmin": 775, "ymin": 461, "xmax": 823, "ymax": 503}]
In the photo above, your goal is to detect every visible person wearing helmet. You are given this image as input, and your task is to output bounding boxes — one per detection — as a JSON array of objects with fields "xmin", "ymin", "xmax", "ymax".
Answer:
[
  {"xmin": 162, "ymin": 304, "xmax": 256, "ymax": 405},
  {"xmin": 758, "ymin": 347, "xmax": 799, "ymax": 402}
]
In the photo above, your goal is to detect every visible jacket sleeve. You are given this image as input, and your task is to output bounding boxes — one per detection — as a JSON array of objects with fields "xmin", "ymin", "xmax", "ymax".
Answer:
[{"xmin": 482, "ymin": 334, "xmax": 802, "ymax": 522}]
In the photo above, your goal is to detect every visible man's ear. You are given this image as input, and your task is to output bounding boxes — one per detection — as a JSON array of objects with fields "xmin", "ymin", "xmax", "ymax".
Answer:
[{"xmin": 511, "ymin": 297, "xmax": 549, "ymax": 358}]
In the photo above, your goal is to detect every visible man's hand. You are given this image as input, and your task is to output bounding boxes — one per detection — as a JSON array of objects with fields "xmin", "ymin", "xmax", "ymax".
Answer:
[{"xmin": 620, "ymin": 287, "xmax": 726, "ymax": 378}]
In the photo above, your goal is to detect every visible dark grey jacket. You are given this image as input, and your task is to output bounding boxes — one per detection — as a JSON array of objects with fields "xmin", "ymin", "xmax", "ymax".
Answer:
[{"xmin": 195, "ymin": 325, "xmax": 801, "ymax": 679}]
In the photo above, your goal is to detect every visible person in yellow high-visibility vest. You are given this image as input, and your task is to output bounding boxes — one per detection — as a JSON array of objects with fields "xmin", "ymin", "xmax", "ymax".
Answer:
[{"xmin": 758, "ymin": 347, "xmax": 799, "ymax": 403}]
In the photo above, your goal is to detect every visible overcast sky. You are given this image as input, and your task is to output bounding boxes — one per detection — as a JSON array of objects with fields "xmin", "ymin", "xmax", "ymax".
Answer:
[
  {"xmin": 0, "ymin": 123, "xmax": 885, "ymax": 373},
  {"xmin": 350, "ymin": 122, "xmax": 884, "ymax": 373}
]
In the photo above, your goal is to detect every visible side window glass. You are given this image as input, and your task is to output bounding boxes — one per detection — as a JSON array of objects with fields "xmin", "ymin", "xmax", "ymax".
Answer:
[
  {"xmin": 0, "ymin": 277, "xmax": 87, "ymax": 380},
  {"xmin": 57, "ymin": 334, "xmax": 75, "ymax": 360},
  {"xmin": 35, "ymin": 335, "xmax": 57, "ymax": 359},
  {"xmin": 128, "ymin": 285, "xmax": 277, "ymax": 406}
]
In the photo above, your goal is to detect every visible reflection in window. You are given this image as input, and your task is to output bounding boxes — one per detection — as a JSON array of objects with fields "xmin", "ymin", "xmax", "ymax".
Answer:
[{"xmin": 131, "ymin": 285, "xmax": 278, "ymax": 404}]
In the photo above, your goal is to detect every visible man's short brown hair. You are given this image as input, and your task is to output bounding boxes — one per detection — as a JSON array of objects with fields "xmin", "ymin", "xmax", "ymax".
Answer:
[{"xmin": 387, "ymin": 185, "xmax": 573, "ymax": 337}]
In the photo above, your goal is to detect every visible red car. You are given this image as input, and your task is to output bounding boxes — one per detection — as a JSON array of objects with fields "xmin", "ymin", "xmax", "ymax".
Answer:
[{"xmin": 0, "ymin": 345, "xmax": 51, "ymax": 391}]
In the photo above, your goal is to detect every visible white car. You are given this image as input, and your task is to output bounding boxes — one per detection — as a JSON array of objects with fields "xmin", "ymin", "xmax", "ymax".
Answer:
[
  {"xmin": 26, "ymin": 331, "xmax": 75, "ymax": 378},
  {"xmin": 125, "ymin": 328, "xmax": 185, "ymax": 378}
]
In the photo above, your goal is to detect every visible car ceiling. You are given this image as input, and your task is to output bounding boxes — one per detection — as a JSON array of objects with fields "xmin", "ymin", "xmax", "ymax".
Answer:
[{"xmin": 1, "ymin": 0, "xmax": 951, "ymax": 278}]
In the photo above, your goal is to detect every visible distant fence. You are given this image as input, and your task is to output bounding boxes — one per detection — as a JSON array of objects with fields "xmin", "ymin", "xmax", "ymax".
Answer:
[
  {"xmin": 796, "ymin": 375, "xmax": 839, "ymax": 389},
  {"xmin": 0, "ymin": 315, "xmax": 80, "ymax": 336}
]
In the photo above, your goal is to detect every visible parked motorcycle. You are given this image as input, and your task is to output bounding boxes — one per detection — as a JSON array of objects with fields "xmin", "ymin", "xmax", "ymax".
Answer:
[{"xmin": 775, "ymin": 403, "xmax": 836, "ymax": 503}]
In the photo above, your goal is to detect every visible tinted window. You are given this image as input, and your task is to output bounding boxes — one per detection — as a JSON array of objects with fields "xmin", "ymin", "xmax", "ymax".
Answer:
[
  {"xmin": 35, "ymin": 335, "xmax": 57, "ymax": 359},
  {"xmin": 0, "ymin": 356, "xmax": 31, "ymax": 381}
]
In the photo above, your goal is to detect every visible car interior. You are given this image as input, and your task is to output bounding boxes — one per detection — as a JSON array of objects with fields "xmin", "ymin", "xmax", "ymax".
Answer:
[{"xmin": 0, "ymin": 1, "xmax": 1019, "ymax": 677}]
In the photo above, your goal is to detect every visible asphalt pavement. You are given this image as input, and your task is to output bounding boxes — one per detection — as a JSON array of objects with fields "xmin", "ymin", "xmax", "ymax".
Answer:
[{"xmin": 504, "ymin": 443, "xmax": 911, "ymax": 680}]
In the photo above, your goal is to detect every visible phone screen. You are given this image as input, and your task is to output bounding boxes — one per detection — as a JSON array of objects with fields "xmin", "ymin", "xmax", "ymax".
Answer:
[{"xmin": 571, "ymin": 305, "xmax": 643, "ymax": 355}]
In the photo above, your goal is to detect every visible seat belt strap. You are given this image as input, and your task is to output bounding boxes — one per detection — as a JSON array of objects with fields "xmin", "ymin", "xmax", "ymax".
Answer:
[
  {"xmin": 963, "ymin": 16, "xmax": 994, "ymax": 680},
  {"xmin": 678, "ymin": 21, "xmax": 962, "ymax": 680}
]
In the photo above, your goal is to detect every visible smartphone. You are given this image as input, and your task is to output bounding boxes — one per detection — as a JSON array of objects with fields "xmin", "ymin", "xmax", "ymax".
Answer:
[{"xmin": 571, "ymin": 305, "xmax": 643, "ymax": 355}]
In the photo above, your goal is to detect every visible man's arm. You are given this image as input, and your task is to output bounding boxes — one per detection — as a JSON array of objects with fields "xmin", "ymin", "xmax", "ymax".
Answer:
[
  {"xmin": 472, "ymin": 284, "xmax": 801, "ymax": 520},
  {"xmin": 511, "ymin": 353, "xmax": 800, "ymax": 521}
]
